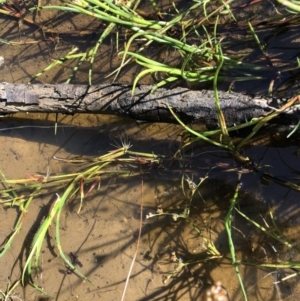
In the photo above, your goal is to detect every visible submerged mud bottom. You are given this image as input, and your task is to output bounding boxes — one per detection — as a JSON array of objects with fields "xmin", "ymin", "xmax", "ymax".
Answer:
[{"xmin": 0, "ymin": 113, "xmax": 300, "ymax": 301}]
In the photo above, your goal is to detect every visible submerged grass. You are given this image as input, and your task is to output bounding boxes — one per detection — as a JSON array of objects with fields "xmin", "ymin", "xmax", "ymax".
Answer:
[
  {"xmin": 1, "ymin": 127, "xmax": 300, "ymax": 299},
  {"xmin": 0, "ymin": 0, "xmax": 300, "ymax": 299},
  {"xmin": 225, "ymin": 174, "xmax": 248, "ymax": 301},
  {"xmin": 1, "ymin": 81, "xmax": 294, "ymax": 301},
  {"xmin": 0, "ymin": 144, "xmax": 162, "ymax": 295}
]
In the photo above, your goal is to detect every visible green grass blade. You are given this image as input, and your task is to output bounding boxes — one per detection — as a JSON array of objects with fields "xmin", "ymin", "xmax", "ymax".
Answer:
[
  {"xmin": 22, "ymin": 194, "xmax": 61, "ymax": 285},
  {"xmin": 225, "ymin": 175, "xmax": 248, "ymax": 301}
]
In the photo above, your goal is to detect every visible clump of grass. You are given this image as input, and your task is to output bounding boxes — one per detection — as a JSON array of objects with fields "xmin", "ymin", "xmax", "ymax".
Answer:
[
  {"xmin": 0, "ymin": 143, "xmax": 163, "ymax": 294},
  {"xmin": 25, "ymin": 0, "xmax": 282, "ymax": 88}
]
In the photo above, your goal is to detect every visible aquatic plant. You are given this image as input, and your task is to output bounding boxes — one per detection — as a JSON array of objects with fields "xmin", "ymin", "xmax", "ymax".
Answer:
[
  {"xmin": 0, "ymin": 144, "xmax": 162, "ymax": 294},
  {"xmin": 11, "ymin": 0, "xmax": 293, "ymax": 90},
  {"xmin": 1, "ymin": 1, "xmax": 300, "ymax": 300}
]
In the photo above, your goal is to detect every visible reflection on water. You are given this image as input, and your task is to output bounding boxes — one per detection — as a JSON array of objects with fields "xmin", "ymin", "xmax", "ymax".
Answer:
[{"xmin": 0, "ymin": 113, "xmax": 300, "ymax": 301}]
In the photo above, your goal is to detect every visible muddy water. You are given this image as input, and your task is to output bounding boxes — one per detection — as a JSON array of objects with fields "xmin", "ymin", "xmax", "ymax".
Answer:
[
  {"xmin": 1, "ymin": 0, "xmax": 300, "ymax": 300},
  {"xmin": 1, "ymin": 114, "xmax": 300, "ymax": 301},
  {"xmin": 0, "ymin": 113, "xmax": 183, "ymax": 300}
]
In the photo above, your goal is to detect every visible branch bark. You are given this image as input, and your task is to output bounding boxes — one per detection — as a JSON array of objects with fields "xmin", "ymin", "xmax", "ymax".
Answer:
[{"xmin": 0, "ymin": 82, "xmax": 298, "ymax": 128}]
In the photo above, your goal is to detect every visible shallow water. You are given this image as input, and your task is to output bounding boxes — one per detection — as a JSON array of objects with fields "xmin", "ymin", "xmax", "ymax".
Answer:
[
  {"xmin": 1, "ymin": 113, "xmax": 300, "ymax": 301},
  {"xmin": 1, "ymin": 0, "xmax": 300, "ymax": 300}
]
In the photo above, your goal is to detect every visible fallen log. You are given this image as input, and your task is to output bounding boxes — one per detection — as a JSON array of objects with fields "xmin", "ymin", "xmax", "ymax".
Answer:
[{"xmin": 0, "ymin": 82, "xmax": 298, "ymax": 128}]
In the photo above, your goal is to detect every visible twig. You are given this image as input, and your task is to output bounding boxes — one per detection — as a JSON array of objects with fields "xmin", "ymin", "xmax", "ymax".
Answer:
[{"xmin": 120, "ymin": 179, "xmax": 143, "ymax": 301}]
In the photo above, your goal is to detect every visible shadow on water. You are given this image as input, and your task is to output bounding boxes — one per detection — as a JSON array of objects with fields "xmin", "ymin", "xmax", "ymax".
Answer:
[
  {"xmin": 1, "ymin": 1, "xmax": 300, "ymax": 299},
  {"xmin": 1, "ymin": 114, "xmax": 300, "ymax": 300}
]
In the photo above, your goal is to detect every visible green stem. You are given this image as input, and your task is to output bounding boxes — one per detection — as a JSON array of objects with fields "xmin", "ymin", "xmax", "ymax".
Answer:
[{"xmin": 225, "ymin": 175, "xmax": 248, "ymax": 301}]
